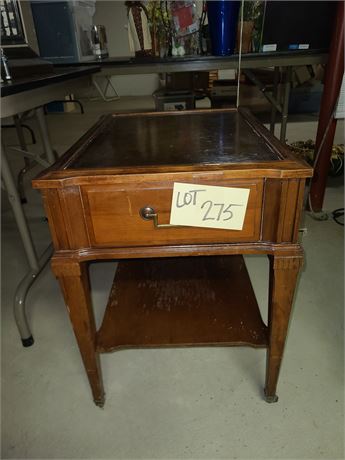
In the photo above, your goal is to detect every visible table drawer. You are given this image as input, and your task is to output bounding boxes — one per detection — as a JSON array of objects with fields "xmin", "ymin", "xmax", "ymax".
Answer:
[{"xmin": 82, "ymin": 179, "xmax": 263, "ymax": 248}]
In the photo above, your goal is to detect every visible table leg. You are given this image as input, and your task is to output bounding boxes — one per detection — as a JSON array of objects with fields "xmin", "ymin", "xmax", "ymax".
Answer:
[
  {"xmin": 270, "ymin": 66, "xmax": 279, "ymax": 135},
  {"xmin": 92, "ymin": 74, "xmax": 120, "ymax": 102},
  {"xmin": 53, "ymin": 260, "xmax": 105, "ymax": 407},
  {"xmin": 13, "ymin": 114, "xmax": 30, "ymax": 204},
  {"xmin": 1, "ymin": 142, "xmax": 39, "ymax": 270},
  {"xmin": 14, "ymin": 244, "xmax": 53, "ymax": 346},
  {"xmin": 4, "ymin": 106, "xmax": 70, "ymax": 347},
  {"xmin": 1, "ymin": 141, "xmax": 41, "ymax": 344},
  {"xmin": 264, "ymin": 254, "xmax": 303, "ymax": 402},
  {"xmin": 280, "ymin": 66, "xmax": 292, "ymax": 143},
  {"xmin": 35, "ymin": 107, "xmax": 56, "ymax": 164}
]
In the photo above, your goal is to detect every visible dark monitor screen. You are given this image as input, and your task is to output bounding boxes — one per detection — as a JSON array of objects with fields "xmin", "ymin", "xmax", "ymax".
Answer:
[{"xmin": 261, "ymin": 1, "xmax": 336, "ymax": 52}]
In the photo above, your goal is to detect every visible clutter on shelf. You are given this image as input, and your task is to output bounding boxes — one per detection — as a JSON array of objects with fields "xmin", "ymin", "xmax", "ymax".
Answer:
[
  {"xmin": 125, "ymin": 1, "xmax": 265, "ymax": 58},
  {"xmin": 290, "ymin": 140, "xmax": 344, "ymax": 177}
]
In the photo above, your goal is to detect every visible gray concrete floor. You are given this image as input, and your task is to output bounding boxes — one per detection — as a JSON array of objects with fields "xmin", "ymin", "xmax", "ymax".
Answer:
[{"xmin": 1, "ymin": 97, "xmax": 344, "ymax": 459}]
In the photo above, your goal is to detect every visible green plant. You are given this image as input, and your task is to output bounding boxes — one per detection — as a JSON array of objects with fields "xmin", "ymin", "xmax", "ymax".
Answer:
[
  {"xmin": 146, "ymin": 0, "xmax": 172, "ymax": 56},
  {"xmin": 243, "ymin": 0, "xmax": 262, "ymax": 22}
]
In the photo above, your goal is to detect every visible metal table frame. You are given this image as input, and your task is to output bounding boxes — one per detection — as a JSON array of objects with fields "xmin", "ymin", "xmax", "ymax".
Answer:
[
  {"xmin": 81, "ymin": 51, "xmax": 327, "ymax": 143},
  {"xmin": 91, "ymin": 51, "xmax": 327, "ymax": 74}
]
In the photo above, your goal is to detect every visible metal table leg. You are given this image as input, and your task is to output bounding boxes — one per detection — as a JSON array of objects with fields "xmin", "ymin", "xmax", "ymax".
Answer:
[
  {"xmin": 1, "ymin": 142, "xmax": 39, "ymax": 271},
  {"xmin": 243, "ymin": 66, "xmax": 292, "ymax": 143},
  {"xmin": 36, "ymin": 107, "xmax": 56, "ymax": 164},
  {"xmin": 270, "ymin": 66, "xmax": 280, "ymax": 134},
  {"xmin": 280, "ymin": 66, "xmax": 293, "ymax": 143},
  {"xmin": 92, "ymin": 74, "xmax": 120, "ymax": 102},
  {"xmin": 2, "ymin": 114, "xmax": 54, "ymax": 346},
  {"xmin": 14, "ymin": 244, "xmax": 53, "ymax": 346},
  {"xmin": 14, "ymin": 114, "xmax": 31, "ymax": 204}
]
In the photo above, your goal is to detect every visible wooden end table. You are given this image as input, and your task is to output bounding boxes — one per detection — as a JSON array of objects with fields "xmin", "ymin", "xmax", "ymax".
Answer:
[{"xmin": 33, "ymin": 108, "xmax": 312, "ymax": 407}]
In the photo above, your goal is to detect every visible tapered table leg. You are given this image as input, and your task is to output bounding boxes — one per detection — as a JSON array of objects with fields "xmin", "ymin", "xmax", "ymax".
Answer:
[
  {"xmin": 52, "ymin": 259, "xmax": 105, "ymax": 407},
  {"xmin": 265, "ymin": 253, "xmax": 303, "ymax": 402}
]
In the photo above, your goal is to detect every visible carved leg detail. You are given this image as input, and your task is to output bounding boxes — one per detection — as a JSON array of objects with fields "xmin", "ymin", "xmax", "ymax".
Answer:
[
  {"xmin": 265, "ymin": 254, "xmax": 303, "ymax": 402},
  {"xmin": 53, "ymin": 260, "xmax": 105, "ymax": 407}
]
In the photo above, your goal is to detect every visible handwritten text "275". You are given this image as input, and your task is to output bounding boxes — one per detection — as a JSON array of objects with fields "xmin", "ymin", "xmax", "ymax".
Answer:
[{"xmin": 175, "ymin": 189, "xmax": 242, "ymax": 222}]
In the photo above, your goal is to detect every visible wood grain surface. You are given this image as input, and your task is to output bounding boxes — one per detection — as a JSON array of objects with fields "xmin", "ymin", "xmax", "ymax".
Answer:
[
  {"xmin": 97, "ymin": 256, "xmax": 268, "ymax": 352},
  {"xmin": 35, "ymin": 108, "xmax": 312, "ymax": 405},
  {"xmin": 82, "ymin": 179, "xmax": 263, "ymax": 247}
]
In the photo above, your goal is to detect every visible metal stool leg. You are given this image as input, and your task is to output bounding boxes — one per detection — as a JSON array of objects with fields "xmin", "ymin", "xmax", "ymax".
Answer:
[
  {"xmin": 2, "ymin": 124, "xmax": 36, "ymax": 144},
  {"xmin": 22, "ymin": 124, "xmax": 36, "ymax": 144},
  {"xmin": 44, "ymin": 97, "xmax": 85, "ymax": 114}
]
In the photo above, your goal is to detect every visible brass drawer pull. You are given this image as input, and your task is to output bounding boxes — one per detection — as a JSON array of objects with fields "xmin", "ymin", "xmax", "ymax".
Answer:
[{"xmin": 139, "ymin": 206, "xmax": 180, "ymax": 229}]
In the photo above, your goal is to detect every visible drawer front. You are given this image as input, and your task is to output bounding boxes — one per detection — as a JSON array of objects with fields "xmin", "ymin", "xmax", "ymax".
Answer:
[{"xmin": 82, "ymin": 179, "xmax": 263, "ymax": 248}]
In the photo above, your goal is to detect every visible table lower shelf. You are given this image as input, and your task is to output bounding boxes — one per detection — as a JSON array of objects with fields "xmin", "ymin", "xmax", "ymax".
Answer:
[{"xmin": 96, "ymin": 255, "xmax": 268, "ymax": 352}]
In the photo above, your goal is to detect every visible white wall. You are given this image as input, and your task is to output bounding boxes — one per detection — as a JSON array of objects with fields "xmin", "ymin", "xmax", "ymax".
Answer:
[
  {"xmin": 93, "ymin": 0, "xmax": 159, "ymax": 96},
  {"xmin": 94, "ymin": 0, "xmax": 129, "ymax": 57}
]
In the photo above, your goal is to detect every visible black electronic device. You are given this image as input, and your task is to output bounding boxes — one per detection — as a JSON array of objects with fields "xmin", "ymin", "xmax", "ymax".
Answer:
[
  {"xmin": 30, "ymin": 0, "xmax": 95, "ymax": 63},
  {"xmin": 260, "ymin": 1, "xmax": 336, "ymax": 52},
  {"xmin": 1, "ymin": 0, "xmax": 54, "ymax": 80}
]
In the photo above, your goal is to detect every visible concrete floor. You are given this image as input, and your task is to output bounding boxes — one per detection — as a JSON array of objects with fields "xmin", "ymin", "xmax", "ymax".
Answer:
[{"xmin": 1, "ymin": 97, "xmax": 344, "ymax": 459}]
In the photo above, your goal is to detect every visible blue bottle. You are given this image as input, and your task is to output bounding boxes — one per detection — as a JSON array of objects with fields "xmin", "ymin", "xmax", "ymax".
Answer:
[{"xmin": 207, "ymin": 1, "xmax": 241, "ymax": 56}]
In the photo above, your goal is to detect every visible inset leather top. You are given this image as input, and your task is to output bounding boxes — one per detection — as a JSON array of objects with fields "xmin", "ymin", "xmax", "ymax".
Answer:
[
  {"xmin": 33, "ymin": 108, "xmax": 313, "ymax": 187},
  {"xmin": 69, "ymin": 111, "xmax": 280, "ymax": 169}
]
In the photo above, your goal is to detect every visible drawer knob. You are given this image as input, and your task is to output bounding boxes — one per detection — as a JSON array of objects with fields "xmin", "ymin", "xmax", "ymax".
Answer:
[{"xmin": 139, "ymin": 206, "xmax": 180, "ymax": 229}]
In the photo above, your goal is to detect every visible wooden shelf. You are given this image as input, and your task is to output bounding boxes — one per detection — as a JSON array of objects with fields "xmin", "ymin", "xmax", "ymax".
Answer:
[{"xmin": 96, "ymin": 255, "xmax": 268, "ymax": 352}]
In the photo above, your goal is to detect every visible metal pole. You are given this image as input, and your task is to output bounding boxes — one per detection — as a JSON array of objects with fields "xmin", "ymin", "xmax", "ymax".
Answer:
[{"xmin": 309, "ymin": 0, "xmax": 344, "ymax": 212}]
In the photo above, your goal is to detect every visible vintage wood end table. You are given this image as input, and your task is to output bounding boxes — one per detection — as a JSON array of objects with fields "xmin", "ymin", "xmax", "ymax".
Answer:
[{"xmin": 33, "ymin": 108, "xmax": 312, "ymax": 407}]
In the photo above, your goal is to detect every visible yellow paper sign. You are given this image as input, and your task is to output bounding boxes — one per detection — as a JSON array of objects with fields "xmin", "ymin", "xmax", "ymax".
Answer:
[{"xmin": 169, "ymin": 183, "xmax": 250, "ymax": 230}]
